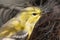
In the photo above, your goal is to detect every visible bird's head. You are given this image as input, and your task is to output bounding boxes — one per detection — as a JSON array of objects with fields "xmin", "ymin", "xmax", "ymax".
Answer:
[
  {"xmin": 18, "ymin": 7, "xmax": 42, "ymax": 39},
  {"xmin": 19, "ymin": 7, "xmax": 42, "ymax": 24}
]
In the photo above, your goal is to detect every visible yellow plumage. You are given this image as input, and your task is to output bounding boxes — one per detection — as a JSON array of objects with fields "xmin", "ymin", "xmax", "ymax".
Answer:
[{"xmin": 0, "ymin": 7, "xmax": 42, "ymax": 40}]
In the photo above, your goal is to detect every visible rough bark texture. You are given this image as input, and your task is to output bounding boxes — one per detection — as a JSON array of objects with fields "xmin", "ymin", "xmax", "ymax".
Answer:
[{"xmin": 29, "ymin": 3, "xmax": 60, "ymax": 40}]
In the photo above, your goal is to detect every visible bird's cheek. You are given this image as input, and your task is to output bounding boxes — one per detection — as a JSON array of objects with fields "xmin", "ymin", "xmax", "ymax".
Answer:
[{"xmin": 24, "ymin": 15, "xmax": 41, "ymax": 33}]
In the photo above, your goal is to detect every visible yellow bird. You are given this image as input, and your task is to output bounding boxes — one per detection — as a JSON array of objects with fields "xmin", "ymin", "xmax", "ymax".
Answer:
[{"xmin": 0, "ymin": 7, "xmax": 42, "ymax": 40}]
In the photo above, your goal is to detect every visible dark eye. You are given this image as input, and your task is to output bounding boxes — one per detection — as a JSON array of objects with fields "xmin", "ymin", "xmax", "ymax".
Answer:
[{"xmin": 32, "ymin": 13, "xmax": 37, "ymax": 16}]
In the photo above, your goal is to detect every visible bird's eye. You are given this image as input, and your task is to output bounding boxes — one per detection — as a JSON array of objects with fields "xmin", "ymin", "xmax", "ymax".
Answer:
[{"xmin": 32, "ymin": 13, "xmax": 37, "ymax": 16}]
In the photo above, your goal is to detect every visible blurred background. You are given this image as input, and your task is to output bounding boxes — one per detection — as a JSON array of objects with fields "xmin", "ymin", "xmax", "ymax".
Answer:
[{"xmin": 0, "ymin": 0, "xmax": 60, "ymax": 40}]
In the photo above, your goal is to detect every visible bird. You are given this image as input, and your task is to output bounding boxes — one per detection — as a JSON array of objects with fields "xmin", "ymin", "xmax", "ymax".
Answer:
[{"xmin": 0, "ymin": 7, "xmax": 42, "ymax": 40}]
